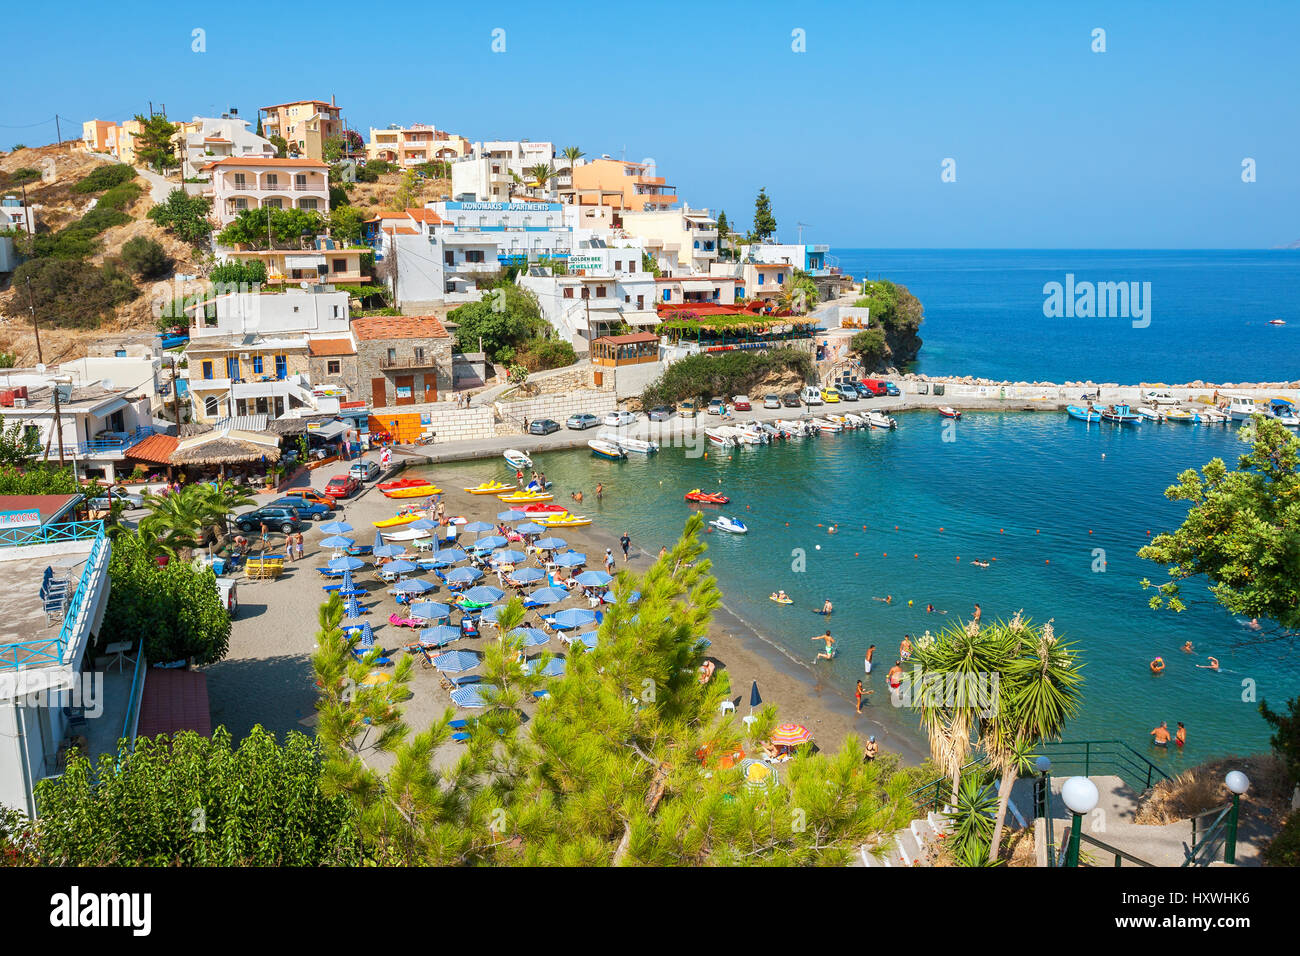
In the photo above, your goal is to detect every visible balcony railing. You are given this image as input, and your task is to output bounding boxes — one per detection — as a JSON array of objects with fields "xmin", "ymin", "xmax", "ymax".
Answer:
[
  {"xmin": 0, "ymin": 523, "xmax": 106, "ymax": 671},
  {"xmin": 379, "ymin": 354, "xmax": 439, "ymax": 369},
  {"xmin": 49, "ymin": 426, "xmax": 154, "ymax": 458}
]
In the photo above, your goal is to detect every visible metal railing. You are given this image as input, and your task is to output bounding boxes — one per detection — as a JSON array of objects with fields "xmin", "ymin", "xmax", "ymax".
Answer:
[
  {"xmin": 0, "ymin": 524, "xmax": 106, "ymax": 671},
  {"xmin": 48, "ymin": 425, "xmax": 153, "ymax": 458},
  {"xmin": 121, "ymin": 643, "xmax": 148, "ymax": 749},
  {"xmin": 907, "ymin": 758, "xmax": 986, "ymax": 815},
  {"xmin": 1184, "ymin": 801, "xmax": 1234, "ymax": 867},
  {"xmin": 1071, "ymin": 829, "xmax": 1156, "ymax": 867},
  {"xmin": 1036, "ymin": 739, "xmax": 1170, "ymax": 793},
  {"xmin": 0, "ymin": 519, "xmax": 98, "ymax": 549}
]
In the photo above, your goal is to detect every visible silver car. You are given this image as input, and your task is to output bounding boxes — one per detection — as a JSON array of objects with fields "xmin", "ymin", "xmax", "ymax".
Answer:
[{"xmin": 89, "ymin": 487, "xmax": 145, "ymax": 510}]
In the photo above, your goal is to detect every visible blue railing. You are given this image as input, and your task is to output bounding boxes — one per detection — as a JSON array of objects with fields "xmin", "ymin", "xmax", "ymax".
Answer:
[
  {"xmin": 50, "ymin": 426, "xmax": 154, "ymax": 458},
  {"xmin": 120, "ymin": 640, "xmax": 148, "ymax": 748},
  {"xmin": 0, "ymin": 519, "xmax": 99, "ymax": 549},
  {"xmin": 0, "ymin": 523, "xmax": 106, "ymax": 671}
]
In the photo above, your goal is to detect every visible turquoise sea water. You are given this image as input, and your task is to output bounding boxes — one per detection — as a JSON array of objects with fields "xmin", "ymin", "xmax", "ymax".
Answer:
[
  {"xmin": 492, "ymin": 414, "xmax": 1300, "ymax": 769},
  {"xmin": 832, "ymin": 249, "xmax": 1300, "ymax": 384}
]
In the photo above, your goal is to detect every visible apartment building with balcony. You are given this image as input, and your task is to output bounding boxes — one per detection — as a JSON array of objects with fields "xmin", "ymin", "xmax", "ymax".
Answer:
[
  {"xmin": 353, "ymin": 315, "xmax": 453, "ymax": 409},
  {"xmin": 177, "ymin": 112, "xmax": 276, "ymax": 180},
  {"xmin": 366, "ymin": 124, "xmax": 470, "ymax": 166},
  {"xmin": 208, "ymin": 157, "xmax": 330, "ymax": 224},
  {"xmin": 80, "ymin": 117, "xmax": 144, "ymax": 163},
  {"xmin": 570, "ymin": 158, "xmax": 677, "ymax": 212},
  {"xmin": 223, "ymin": 239, "xmax": 372, "ymax": 286},
  {"xmin": 182, "ymin": 334, "xmax": 320, "ymax": 423},
  {"xmin": 259, "ymin": 99, "xmax": 343, "ymax": 160},
  {"xmin": 451, "ymin": 141, "xmax": 558, "ymax": 202},
  {"xmin": 0, "ymin": 508, "xmax": 117, "ymax": 818},
  {"xmin": 621, "ymin": 205, "xmax": 718, "ymax": 273},
  {"xmin": 737, "ymin": 242, "xmax": 835, "ymax": 276},
  {"xmin": 519, "ymin": 243, "xmax": 658, "ymax": 349}
]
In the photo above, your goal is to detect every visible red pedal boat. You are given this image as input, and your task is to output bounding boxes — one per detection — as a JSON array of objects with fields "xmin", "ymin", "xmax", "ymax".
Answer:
[
  {"xmin": 378, "ymin": 477, "xmax": 429, "ymax": 493},
  {"xmin": 684, "ymin": 488, "xmax": 730, "ymax": 504},
  {"xmin": 523, "ymin": 503, "xmax": 567, "ymax": 514}
]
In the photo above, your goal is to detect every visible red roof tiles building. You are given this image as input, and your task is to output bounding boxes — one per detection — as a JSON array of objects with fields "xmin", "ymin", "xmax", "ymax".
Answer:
[{"xmin": 351, "ymin": 316, "xmax": 450, "ymax": 340}]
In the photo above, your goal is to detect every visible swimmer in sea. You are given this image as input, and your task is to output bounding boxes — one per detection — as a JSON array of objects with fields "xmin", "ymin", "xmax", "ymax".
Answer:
[
  {"xmin": 770, "ymin": 589, "xmax": 790, "ymax": 603},
  {"xmin": 1182, "ymin": 641, "xmax": 1194, "ymax": 653},
  {"xmin": 1175, "ymin": 722, "xmax": 1186, "ymax": 747},
  {"xmin": 821, "ymin": 598, "xmax": 833, "ymax": 615},
  {"xmin": 812, "ymin": 630, "xmax": 836, "ymax": 662},
  {"xmin": 874, "ymin": 594, "xmax": 893, "ymax": 604},
  {"xmin": 1150, "ymin": 721, "xmax": 1171, "ymax": 747},
  {"xmin": 887, "ymin": 661, "xmax": 905, "ymax": 692},
  {"xmin": 899, "ymin": 635, "xmax": 912, "ymax": 662},
  {"xmin": 1196, "ymin": 656, "xmax": 1220, "ymax": 671},
  {"xmin": 864, "ymin": 644, "xmax": 876, "ymax": 674},
  {"xmin": 972, "ymin": 603, "xmax": 982, "ymax": 625},
  {"xmin": 1244, "ymin": 618, "xmax": 1261, "ymax": 631}
]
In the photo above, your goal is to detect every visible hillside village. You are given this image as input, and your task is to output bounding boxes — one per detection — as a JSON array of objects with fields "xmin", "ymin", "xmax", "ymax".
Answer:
[{"xmin": 0, "ymin": 97, "xmax": 886, "ymax": 482}]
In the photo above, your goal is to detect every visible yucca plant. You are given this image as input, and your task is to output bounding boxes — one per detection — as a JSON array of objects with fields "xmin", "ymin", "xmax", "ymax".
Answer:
[{"xmin": 947, "ymin": 772, "xmax": 1000, "ymax": 866}]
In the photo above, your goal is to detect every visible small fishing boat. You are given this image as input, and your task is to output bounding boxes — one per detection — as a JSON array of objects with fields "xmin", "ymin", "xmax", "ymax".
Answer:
[
  {"xmin": 864, "ymin": 411, "xmax": 896, "ymax": 430},
  {"xmin": 810, "ymin": 417, "xmax": 842, "ymax": 433},
  {"xmin": 597, "ymin": 430, "xmax": 659, "ymax": 454},
  {"xmin": 709, "ymin": 516, "xmax": 749, "ymax": 534},
  {"xmin": 1066, "ymin": 405, "xmax": 1102, "ymax": 423},
  {"xmin": 1164, "ymin": 408, "xmax": 1194, "ymax": 423},
  {"xmin": 1269, "ymin": 398, "xmax": 1300, "ymax": 426},
  {"xmin": 1268, "ymin": 319, "xmax": 1286, "ymax": 326},
  {"xmin": 705, "ymin": 427, "xmax": 736, "ymax": 447},
  {"xmin": 378, "ymin": 477, "xmax": 430, "ymax": 493},
  {"xmin": 504, "ymin": 449, "xmax": 533, "ymax": 469},
  {"xmin": 1135, "ymin": 405, "xmax": 1165, "ymax": 422},
  {"xmin": 588, "ymin": 438, "xmax": 627, "ymax": 460},
  {"xmin": 1226, "ymin": 395, "xmax": 1261, "ymax": 421},
  {"xmin": 1193, "ymin": 408, "xmax": 1229, "ymax": 425},
  {"xmin": 464, "ymin": 479, "xmax": 514, "ymax": 495},
  {"xmin": 938, "ymin": 406, "xmax": 961, "ymax": 420},
  {"xmin": 497, "ymin": 488, "xmax": 555, "ymax": 503},
  {"xmin": 685, "ymin": 488, "xmax": 730, "ymax": 504},
  {"xmin": 383, "ymin": 484, "xmax": 442, "ymax": 498},
  {"xmin": 540, "ymin": 512, "xmax": 592, "ymax": 527},
  {"xmin": 373, "ymin": 512, "xmax": 422, "ymax": 528},
  {"xmin": 1100, "ymin": 403, "xmax": 1142, "ymax": 425},
  {"xmin": 843, "ymin": 412, "xmax": 869, "ymax": 428}
]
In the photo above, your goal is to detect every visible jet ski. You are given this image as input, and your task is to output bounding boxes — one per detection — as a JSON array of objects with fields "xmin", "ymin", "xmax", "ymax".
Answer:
[
  {"xmin": 684, "ymin": 488, "xmax": 730, "ymax": 504},
  {"xmin": 709, "ymin": 516, "xmax": 748, "ymax": 534}
]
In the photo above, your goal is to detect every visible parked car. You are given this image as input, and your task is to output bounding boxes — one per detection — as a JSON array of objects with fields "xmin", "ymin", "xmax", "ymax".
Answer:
[
  {"xmin": 648, "ymin": 405, "xmax": 676, "ymax": 421},
  {"xmin": 732, "ymin": 395, "xmax": 752, "ymax": 411},
  {"xmin": 852, "ymin": 382, "xmax": 875, "ymax": 398},
  {"xmin": 707, "ymin": 398, "xmax": 727, "ymax": 415},
  {"xmin": 604, "ymin": 410, "xmax": 637, "ymax": 427},
  {"xmin": 88, "ymin": 487, "xmax": 145, "ymax": 510},
  {"xmin": 835, "ymin": 384, "xmax": 859, "ymax": 402},
  {"xmin": 529, "ymin": 418, "xmax": 561, "ymax": 435},
  {"xmin": 324, "ymin": 474, "xmax": 360, "ymax": 499},
  {"xmin": 884, "ymin": 382, "xmax": 901, "ymax": 396},
  {"xmin": 799, "ymin": 386, "xmax": 824, "ymax": 406},
  {"xmin": 566, "ymin": 413, "xmax": 601, "ymax": 430},
  {"xmin": 1144, "ymin": 390, "xmax": 1179, "ymax": 406},
  {"xmin": 781, "ymin": 392, "xmax": 803, "ymax": 408},
  {"xmin": 270, "ymin": 496, "xmax": 333, "ymax": 521},
  {"xmin": 234, "ymin": 506, "xmax": 301, "ymax": 535},
  {"xmin": 820, "ymin": 387, "xmax": 841, "ymax": 403},
  {"xmin": 292, "ymin": 489, "xmax": 336, "ymax": 511},
  {"xmin": 859, "ymin": 379, "xmax": 890, "ymax": 397},
  {"xmin": 762, "ymin": 395, "xmax": 782, "ymax": 409},
  {"xmin": 349, "ymin": 460, "xmax": 381, "ymax": 482},
  {"xmin": 678, "ymin": 400, "xmax": 700, "ymax": 418}
]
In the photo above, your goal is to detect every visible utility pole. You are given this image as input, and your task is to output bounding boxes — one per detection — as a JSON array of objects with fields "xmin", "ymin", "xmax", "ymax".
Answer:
[
  {"xmin": 25, "ymin": 277, "xmax": 43, "ymax": 365},
  {"xmin": 54, "ymin": 114, "xmax": 62, "ymax": 146},
  {"xmin": 170, "ymin": 356, "xmax": 183, "ymax": 426},
  {"xmin": 18, "ymin": 178, "xmax": 33, "ymax": 236}
]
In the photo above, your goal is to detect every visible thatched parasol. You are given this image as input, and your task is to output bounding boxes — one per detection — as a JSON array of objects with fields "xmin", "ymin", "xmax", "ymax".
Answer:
[{"xmin": 171, "ymin": 429, "xmax": 281, "ymax": 467}]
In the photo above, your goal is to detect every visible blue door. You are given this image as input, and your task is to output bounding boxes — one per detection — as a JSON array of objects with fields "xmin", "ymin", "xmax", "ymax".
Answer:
[
  {"xmin": 227, "ymin": 357, "xmax": 240, "ymax": 380},
  {"xmin": 275, "ymin": 355, "xmax": 288, "ymax": 380}
]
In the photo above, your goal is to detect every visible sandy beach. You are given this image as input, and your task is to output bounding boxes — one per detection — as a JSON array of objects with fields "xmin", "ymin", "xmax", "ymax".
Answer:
[{"xmin": 200, "ymin": 451, "xmax": 929, "ymax": 770}]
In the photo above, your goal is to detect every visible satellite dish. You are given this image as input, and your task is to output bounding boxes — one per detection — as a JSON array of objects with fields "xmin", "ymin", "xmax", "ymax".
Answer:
[
  {"xmin": 36, "ymin": 364, "xmax": 46, "ymax": 374},
  {"xmin": 300, "ymin": 280, "xmax": 310, "ymax": 289}
]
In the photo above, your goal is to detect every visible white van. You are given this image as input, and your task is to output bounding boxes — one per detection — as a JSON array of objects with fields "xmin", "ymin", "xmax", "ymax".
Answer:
[{"xmin": 800, "ymin": 385, "xmax": 825, "ymax": 406}]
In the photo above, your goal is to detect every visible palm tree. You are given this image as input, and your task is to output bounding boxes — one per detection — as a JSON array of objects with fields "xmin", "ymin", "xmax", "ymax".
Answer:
[
  {"xmin": 561, "ymin": 146, "xmax": 583, "ymax": 166},
  {"xmin": 139, "ymin": 487, "xmax": 207, "ymax": 556},
  {"xmin": 526, "ymin": 163, "xmax": 555, "ymax": 194},
  {"xmin": 982, "ymin": 615, "xmax": 1084, "ymax": 861}
]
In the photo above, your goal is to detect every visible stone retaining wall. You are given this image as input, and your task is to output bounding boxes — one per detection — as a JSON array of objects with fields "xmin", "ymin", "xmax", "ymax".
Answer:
[{"xmin": 495, "ymin": 389, "xmax": 617, "ymax": 432}]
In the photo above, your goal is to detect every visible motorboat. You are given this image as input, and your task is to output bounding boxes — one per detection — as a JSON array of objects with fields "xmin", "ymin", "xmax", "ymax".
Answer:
[
  {"xmin": 588, "ymin": 438, "xmax": 628, "ymax": 460},
  {"xmin": 379, "ymin": 477, "xmax": 431, "ymax": 493},
  {"xmin": 709, "ymin": 516, "xmax": 749, "ymax": 534},
  {"xmin": 1269, "ymin": 398, "xmax": 1300, "ymax": 426},
  {"xmin": 1193, "ymin": 407, "xmax": 1229, "ymax": 425},
  {"xmin": 865, "ymin": 411, "xmax": 897, "ymax": 430},
  {"xmin": 705, "ymin": 427, "xmax": 736, "ymax": 447},
  {"xmin": 810, "ymin": 417, "xmax": 843, "ymax": 433},
  {"xmin": 1100, "ymin": 403, "xmax": 1142, "ymax": 425},
  {"xmin": 383, "ymin": 484, "xmax": 442, "ymax": 498},
  {"xmin": 843, "ymin": 412, "xmax": 869, "ymax": 428},
  {"xmin": 685, "ymin": 488, "xmax": 730, "ymax": 504},
  {"xmin": 497, "ymin": 488, "xmax": 555, "ymax": 503},
  {"xmin": 504, "ymin": 449, "xmax": 533, "ymax": 469},
  {"xmin": 1135, "ymin": 405, "xmax": 1165, "ymax": 422},
  {"xmin": 1164, "ymin": 408, "xmax": 1194, "ymax": 423},
  {"xmin": 1269, "ymin": 319, "xmax": 1286, "ymax": 326},
  {"xmin": 1066, "ymin": 405, "xmax": 1102, "ymax": 423},
  {"xmin": 938, "ymin": 406, "xmax": 961, "ymax": 419},
  {"xmin": 465, "ymin": 479, "xmax": 514, "ymax": 495},
  {"xmin": 597, "ymin": 430, "xmax": 659, "ymax": 454},
  {"xmin": 1226, "ymin": 395, "xmax": 1262, "ymax": 421},
  {"xmin": 775, "ymin": 419, "xmax": 814, "ymax": 437}
]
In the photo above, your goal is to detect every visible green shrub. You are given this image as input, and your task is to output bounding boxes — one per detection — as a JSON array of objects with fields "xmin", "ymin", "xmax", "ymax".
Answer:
[
  {"xmin": 0, "ymin": 465, "xmax": 78, "ymax": 495},
  {"xmin": 96, "ymin": 181, "xmax": 142, "ymax": 211},
  {"xmin": 72, "ymin": 164, "xmax": 137, "ymax": 193},
  {"xmin": 208, "ymin": 259, "xmax": 267, "ymax": 287},
  {"xmin": 641, "ymin": 348, "xmax": 813, "ymax": 408},
  {"xmin": 147, "ymin": 188, "xmax": 213, "ymax": 245},
  {"xmin": 120, "ymin": 236, "xmax": 172, "ymax": 279},
  {"xmin": 1264, "ymin": 812, "xmax": 1300, "ymax": 866},
  {"xmin": 851, "ymin": 328, "xmax": 887, "ymax": 366},
  {"xmin": 518, "ymin": 337, "xmax": 576, "ymax": 371},
  {"xmin": 8, "ymin": 257, "xmax": 135, "ymax": 329}
]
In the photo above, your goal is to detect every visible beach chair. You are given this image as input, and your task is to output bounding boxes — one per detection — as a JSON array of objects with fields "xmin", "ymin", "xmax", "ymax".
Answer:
[
  {"xmin": 448, "ymin": 719, "xmax": 470, "ymax": 730},
  {"xmin": 532, "ymin": 689, "xmax": 550, "ymax": 701},
  {"xmin": 388, "ymin": 612, "xmax": 420, "ymax": 629},
  {"xmin": 350, "ymin": 629, "xmax": 391, "ymax": 666},
  {"xmin": 452, "ymin": 732, "xmax": 472, "ymax": 743}
]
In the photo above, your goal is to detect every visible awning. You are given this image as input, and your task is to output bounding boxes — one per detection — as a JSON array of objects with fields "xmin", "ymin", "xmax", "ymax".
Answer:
[
  {"xmin": 284, "ymin": 254, "xmax": 325, "ymax": 269},
  {"xmin": 308, "ymin": 420, "xmax": 348, "ymax": 441},
  {"xmin": 91, "ymin": 396, "xmax": 132, "ymax": 418},
  {"xmin": 619, "ymin": 311, "xmax": 661, "ymax": 327},
  {"xmin": 680, "ymin": 280, "xmax": 720, "ymax": 292}
]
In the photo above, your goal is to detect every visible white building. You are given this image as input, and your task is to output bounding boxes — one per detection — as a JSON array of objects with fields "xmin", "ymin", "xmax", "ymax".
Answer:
[
  {"xmin": 179, "ymin": 114, "xmax": 276, "ymax": 181},
  {"xmin": 518, "ymin": 241, "xmax": 658, "ymax": 349},
  {"xmin": 737, "ymin": 242, "xmax": 833, "ymax": 276},
  {"xmin": 1, "ymin": 195, "xmax": 35, "ymax": 273},
  {"xmin": 620, "ymin": 205, "xmax": 719, "ymax": 275},
  {"xmin": 206, "ymin": 157, "xmax": 330, "ymax": 225},
  {"xmin": 451, "ymin": 141, "xmax": 558, "ymax": 202},
  {"xmin": 187, "ymin": 287, "xmax": 351, "ymax": 340}
]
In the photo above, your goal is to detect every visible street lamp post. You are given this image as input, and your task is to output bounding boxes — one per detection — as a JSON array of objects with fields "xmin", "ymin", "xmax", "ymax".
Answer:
[
  {"xmin": 1034, "ymin": 756, "xmax": 1052, "ymax": 820},
  {"xmin": 1061, "ymin": 776, "xmax": 1100, "ymax": 868},
  {"xmin": 1224, "ymin": 771, "xmax": 1250, "ymax": 865}
]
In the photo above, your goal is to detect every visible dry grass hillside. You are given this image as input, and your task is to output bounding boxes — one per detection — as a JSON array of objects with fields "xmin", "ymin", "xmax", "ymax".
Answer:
[
  {"xmin": 0, "ymin": 142, "xmax": 209, "ymax": 365},
  {"xmin": 347, "ymin": 170, "xmax": 450, "ymax": 211}
]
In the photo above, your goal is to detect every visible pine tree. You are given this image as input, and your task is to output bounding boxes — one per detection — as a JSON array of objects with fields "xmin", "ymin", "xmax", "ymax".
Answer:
[{"xmin": 752, "ymin": 188, "xmax": 777, "ymax": 242}]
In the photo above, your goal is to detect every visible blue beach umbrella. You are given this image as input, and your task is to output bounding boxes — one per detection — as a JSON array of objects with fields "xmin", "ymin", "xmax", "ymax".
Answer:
[
  {"xmin": 513, "ymin": 627, "xmax": 550, "ymax": 647},
  {"xmin": 479, "ymin": 604, "xmax": 506, "ymax": 624},
  {"xmin": 553, "ymin": 552, "xmax": 586, "ymax": 568},
  {"xmin": 343, "ymin": 596, "xmax": 366, "ymax": 620},
  {"xmin": 575, "ymin": 569, "xmax": 613, "ymax": 588},
  {"xmin": 527, "ymin": 586, "xmax": 568, "ymax": 605},
  {"xmin": 462, "ymin": 521, "xmax": 494, "ymax": 536},
  {"xmin": 497, "ymin": 509, "xmax": 526, "ymax": 521},
  {"xmin": 492, "ymin": 548, "xmax": 528, "ymax": 565},
  {"xmin": 373, "ymin": 544, "xmax": 406, "ymax": 558},
  {"xmin": 750, "ymin": 681, "xmax": 762, "ymax": 710},
  {"xmin": 526, "ymin": 657, "xmax": 565, "ymax": 677},
  {"xmin": 384, "ymin": 559, "xmax": 418, "ymax": 575},
  {"xmin": 473, "ymin": 535, "xmax": 508, "ymax": 551},
  {"xmin": 395, "ymin": 579, "xmax": 435, "ymax": 595},
  {"xmin": 533, "ymin": 536, "xmax": 566, "ymax": 551},
  {"xmin": 328, "ymin": 556, "xmax": 365, "ymax": 572},
  {"xmin": 320, "ymin": 535, "xmax": 355, "ymax": 549},
  {"xmin": 432, "ymin": 548, "xmax": 468, "ymax": 564},
  {"xmin": 463, "ymin": 585, "xmax": 505, "ymax": 605},
  {"xmin": 574, "ymin": 631, "xmax": 599, "ymax": 650},
  {"xmin": 419, "ymin": 625, "xmax": 462, "ymax": 648},
  {"xmin": 445, "ymin": 566, "xmax": 483, "ymax": 585},
  {"xmin": 450, "ymin": 685, "xmax": 486, "ymax": 708},
  {"xmin": 602, "ymin": 589, "xmax": 641, "ymax": 606},
  {"xmin": 409, "ymin": 601, "xmax": 451, "ymax": 621},
  {"xmin": 515, "ymin": 522, "xmax": 546, "ymax": 535},
  {"xmin": 409, "ymin": 518, "xmax": 438, "ymax": 531},
  {"xmin": 372, "ymin": 530, "xmax": 384, "ymax": 551},
  {"xmin": 549, "ymin": 607, "xmax": 596, "ymax": 630},
  {"xmin": 320, "ymin": 520, "xmax": 353, "ymax": 535},
  {"xmin": 508, "ymin": 566, "xmax": 545, "ymax": 584},
  {"xmin": 433, "ymin": 650, "xmax": 481, "ymax": 673}
]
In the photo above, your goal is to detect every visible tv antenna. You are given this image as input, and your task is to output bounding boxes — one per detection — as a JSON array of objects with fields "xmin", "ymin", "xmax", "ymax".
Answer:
[{"xmin": 796, "ymin": 221, "xmax": 812, "ymax": 244}]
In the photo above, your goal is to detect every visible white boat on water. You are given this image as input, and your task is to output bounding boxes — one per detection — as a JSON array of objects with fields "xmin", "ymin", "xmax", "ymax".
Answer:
[
  {"xmin": 843, "ymin": 412, "xmax": 869, "ymax": 428},
  {"xmin": 588, "ymin": 438, "xmax": 627, "ymax": 460},
  {"xmin": 597, "ymin": 429, "xmax": 659, "ymax": 454},
  {"xmin": 865, "ymin": 411, "xmax": 897, "ymax": 430},
  {"xmin": 504, "ymin": 449, "xmax": 532, "ymax": 468},
  {"xmin": 774, "ymin": 419, "xmax": 814, "ymax": 437},
  {"xmin": 1226, "ymin": 395, "xmax": 1262, "ymax": 421},
  {"xmin": 1193, "ymin": 408, "xmax": 1229, "ymax": 425},
  {"xmin": 705, "ymin": 427, "xmax": 736, "ymax": 447},
  {"xmin": 810, "ymin": 417, "xmax": 843, "ymax": 433},
  {"xmin": 710, "ymin": 516, "xmax": 749, "ymax": 534},
  {"xmin": 1136, "ymin": 405, "xmax": 1165, "ymax": 422}
]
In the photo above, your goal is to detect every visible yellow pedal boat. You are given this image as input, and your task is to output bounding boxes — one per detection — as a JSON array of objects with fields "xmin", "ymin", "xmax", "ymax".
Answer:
[
  {"xmin": 465, "ymin": 479, "xmax": 514, "ymax": 495},
  {"xmin": 540, "ymin": 511, "xmax": 591, "ymax": 527},
  {"xmin": 373, "ymin": 512, "xmax": 423, "ymax": 528},
  {"xmin": 384, "ymin": 484, "xmax": 442, "ymax": 498},
  {"xmin": 497, "ymin": 489, "xmax": 555, "ymax": 503}
]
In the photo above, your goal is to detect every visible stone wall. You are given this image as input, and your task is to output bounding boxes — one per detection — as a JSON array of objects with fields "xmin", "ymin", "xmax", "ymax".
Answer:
[
  {"xmin": 355, "ymin": 337, "xmax": 454, "ymax": 405},
  {"xmin": 495, "ymin": 388, "xmax": 617, "ymax": 432},
  {"xmin": 370, "ymin": 401, "xmax": 500, "ymax": 443}
]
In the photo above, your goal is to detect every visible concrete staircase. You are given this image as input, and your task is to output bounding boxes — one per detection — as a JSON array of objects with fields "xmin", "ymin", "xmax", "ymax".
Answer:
[{"xmin": 856, "ymin": 810, "xmax": 953, "ymax": 867}]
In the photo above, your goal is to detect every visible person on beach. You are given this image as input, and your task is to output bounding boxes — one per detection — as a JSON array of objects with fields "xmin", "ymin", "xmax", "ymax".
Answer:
[
  {"xmin": 855, "ymin": 680, "xmax": 874, "ymax": 714},
  {"xmin": 873, "ymin": 594, "xmax": 892, "ymax": 604},
  {"xmin": 659, "ymin": 546, "xmax": 668, "ymax": 561},
  {"xmin": 295, "ymin": 532, "xmax": 305, "ymax": 560},
  {"xmin": 259, "ymin": 521, "xmax": 268, "ymax": 546},
  {"xmin": 604, "ymin": 548, "xmax": 615, "ymax": 572},
  {"xmin": 699, "ymin": 660, "xmax": 715, "ymax": 684},
  {"xmin": 516, "ymin": 470, "xmax": 524, "ymax": 489},
  {"xmin": 821, "ymin": 598, "xmax": 833, "ymax": 615},
  {"xmin": 887, "ymin": 661, "xmax": 905, "ymax": 692},
  {"xmin": 1175, "ymin": 722, "xmax": 1186, "ymax": 747},
  {"xmin": 1196, "ymin": 656, "xmax": 1220, "ymax": 671},
  {"xmin": 285, "ymin": 535, "xmax": 294, "ymax": 561},
  {"xmin": 865, "ymin": 644, "xmax": 876, "ymax": 674},
  {"xmin": 899, "ymin": 635, "xmax": 912, "ymax": 662},
  {"xmin": 864, "ymin": 736, "xmax": 880, "ymax": 762},
  {"xmin": 1182, "ymin": 641, "xmax": 1194, "ymax": 653},
  {"xmin": 812, "ymin": 630, "xmax": 836, "ymax": 662},
  {"xmin": 620, "ymin": 531, "xmax": 630, "ymax": 561},
  {"xmin": 1150, "ymin": 721, "xmax": 1171, "ymax": 747}
]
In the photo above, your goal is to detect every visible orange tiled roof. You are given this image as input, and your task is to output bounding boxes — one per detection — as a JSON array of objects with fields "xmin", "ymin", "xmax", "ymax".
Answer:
[
  {"xmin": 308, "ymin": 338, "xmax": 356, "ymax": 357},
  {"xmin": 125, "ymin": 432, "xmax": 179, "ymax": 465},
  {"xmin": 405, "ymin": 208, "xmax": 450, "ymax": 225},
  {"xmin": 352, "ymin": 315, "xmax": 450, "ymax": 341}
]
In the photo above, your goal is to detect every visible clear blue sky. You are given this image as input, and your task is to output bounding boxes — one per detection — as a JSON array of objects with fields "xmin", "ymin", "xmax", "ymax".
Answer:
[{"xmin": 5, "ymin": 0, "xmax": 1297, "ymax": 248}]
